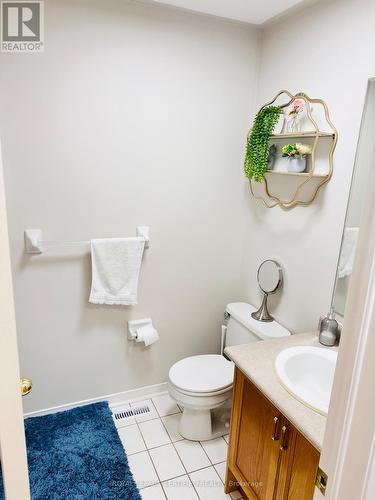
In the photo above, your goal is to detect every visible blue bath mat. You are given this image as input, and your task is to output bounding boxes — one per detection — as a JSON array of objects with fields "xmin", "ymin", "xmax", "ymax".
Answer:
[{"xmin": 0, "ymin": 402, "xmax": 141, "ymax": 500}]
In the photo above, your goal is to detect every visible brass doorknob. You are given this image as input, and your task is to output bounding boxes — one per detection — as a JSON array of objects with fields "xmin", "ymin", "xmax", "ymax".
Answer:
[{"xmin": 20, "ymin": 378, "xmax": 32, "ymax": 396}]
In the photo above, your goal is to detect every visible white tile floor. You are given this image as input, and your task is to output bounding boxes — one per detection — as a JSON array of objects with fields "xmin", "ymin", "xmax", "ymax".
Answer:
[{"xmin": 112, "ymin": 393, "xmax": 243, "ymax": 500}]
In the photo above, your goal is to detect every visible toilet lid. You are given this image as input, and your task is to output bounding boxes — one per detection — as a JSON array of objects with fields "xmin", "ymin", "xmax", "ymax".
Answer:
[{"xmin": 169, "ymin": 355, "xmax": 234, "ymax": 394}]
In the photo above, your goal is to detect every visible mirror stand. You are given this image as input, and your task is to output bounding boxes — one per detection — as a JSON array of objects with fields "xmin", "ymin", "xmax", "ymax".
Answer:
[
  {"xmin": 251, "ymin": 292, "xmax": 274, "ymax": 322},
  {"xmin": 252, "ymin": 259, "xmax": 283, "ymax": 322}
]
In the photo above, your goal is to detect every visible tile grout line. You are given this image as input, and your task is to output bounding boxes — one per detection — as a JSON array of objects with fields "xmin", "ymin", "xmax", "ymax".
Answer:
[
  {"xmin": 120, "ymin": 394, "xmax": 232, "ymax": 499},
  {"xmin": 199, "ymin": 435, "xmax": 230, "ymax": 466},
  {"xmin": 153, "ymin": 406, "xmax": 181, "ymax": 419},
  {"xmin": 215, "ymin": 437, "xmax": 238, "ymax": 497},
  {"xmin": 155, "ymin": 402, "xmax": 230, "ymax": 498},
  {"xmin": 115, "ymin": 414, "xmax": 161, "ymax": 429},
  {"xmin": 117, "ymin": 416, "xmax": 164, "ymax": 495},
  {"xmin": 134, "ymin": 419, "xmax": 166, "ymax": 494},
  {"xmin": 125, "ymin": 442, "xmax": 229, "ymax": 480},
  {"xmin": 159, "ymin": 413, "xmax": 203, "ymax": 500},
  {"xmin": 198, "ymin": 440, "xmax": 213, "ymax": 465},
  {"xmin": 128, "ymin": 401, "xmax": 181, "ymax": 434},
  {"xmin": 196, "ymin": 438, "xmax": 233, "ymax": 497},
  {"xmin": 137, "ymin": 400, "xmax": 173, "ymax": 500},
  {"xmin": 159, "ymin": 416, "xmax": 188, "ymax": 476},
  {"xmin": 214, "ymin": 460, "xmax": 228, "ymax": 487},
  {"xmin": 138, "ymin": 412, "xmax": 190, "ymax": 497},
  {"xmin": 151, "ymin": 394, "xmax": 182, "ymax": 419},
  {"xmin": 172, "ymin": 444, "xmax": 202, "ymax": 500},
  {"xmin": 115, "ymin": 397, "xmax": 188, "ymax": 496}
]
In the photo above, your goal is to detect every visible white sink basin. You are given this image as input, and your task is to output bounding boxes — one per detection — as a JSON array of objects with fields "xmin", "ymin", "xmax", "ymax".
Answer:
[{"xmin": 275, "ymin": 346, "xmax": 338, "ymax": 416}]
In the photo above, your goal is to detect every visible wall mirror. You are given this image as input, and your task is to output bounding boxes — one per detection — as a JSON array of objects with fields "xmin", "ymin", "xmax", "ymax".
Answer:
[{"xmin": 332, "ymin": 78, "xmax": 375, "ymax": 317}]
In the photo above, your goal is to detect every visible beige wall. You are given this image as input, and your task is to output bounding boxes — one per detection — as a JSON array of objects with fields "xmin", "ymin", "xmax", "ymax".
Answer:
[
  {"xmin": 0, "ymin": 0, "xmax": 260, "ymax": 412},
  {"xmin": 1, "ymin": 0, "xmax": 374, "ymax": 414},
  {"xmin": 241, "ymin": 0, "xmax": 375, "ymax": 333}
]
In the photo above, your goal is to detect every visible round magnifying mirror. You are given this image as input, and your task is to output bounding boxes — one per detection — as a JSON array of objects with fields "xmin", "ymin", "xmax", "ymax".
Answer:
[
  {"xmin": 257, "ymin": 259, "xmax": 282, "ymax": 294},
  {"xmin": 252, "ymin": 260, "xmax": 283, "ymax": 322}
]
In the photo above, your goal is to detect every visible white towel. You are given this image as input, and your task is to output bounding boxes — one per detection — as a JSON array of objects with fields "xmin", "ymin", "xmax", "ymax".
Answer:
[
  {"xmin": 89, "ymin": 237, "xmax": 145, "ymax": 305},
  {"xmin": 338, "ymin": 227, "xmax": 359, "ymax": 279}
]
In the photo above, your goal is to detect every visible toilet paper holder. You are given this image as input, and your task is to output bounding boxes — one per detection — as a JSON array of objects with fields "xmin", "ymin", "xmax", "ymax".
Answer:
[{"xmin": 128, "ymin": 318, "xmax": 153, "ymax": 340}]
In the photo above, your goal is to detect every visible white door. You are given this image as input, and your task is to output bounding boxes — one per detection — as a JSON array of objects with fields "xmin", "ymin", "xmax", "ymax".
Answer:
[{"xmin": 0, "ymin": 145, "xmax": 30, "ymax": 498}]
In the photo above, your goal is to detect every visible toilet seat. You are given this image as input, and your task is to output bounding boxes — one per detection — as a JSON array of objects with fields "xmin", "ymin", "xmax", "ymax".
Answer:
[{"xmin": 169, "ymin": 354, "xmax": 234, "ymax": 396}]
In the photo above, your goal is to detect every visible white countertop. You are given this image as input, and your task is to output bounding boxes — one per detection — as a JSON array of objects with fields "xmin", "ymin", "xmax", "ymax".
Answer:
[{"xmin": 225, "ymin": 332, "xmax": 334, "ymax": 451}]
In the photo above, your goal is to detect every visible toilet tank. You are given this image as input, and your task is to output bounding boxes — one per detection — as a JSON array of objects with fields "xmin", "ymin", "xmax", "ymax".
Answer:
[{"xmin": 224, "ymin": 302, "xmax": 291, "ymax": 348}]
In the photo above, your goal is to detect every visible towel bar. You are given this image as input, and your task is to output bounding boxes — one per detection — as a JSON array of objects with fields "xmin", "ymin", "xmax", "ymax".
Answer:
[{"xmin": 24, "ymin": 226, "xmax": 150, "ymax": 254}]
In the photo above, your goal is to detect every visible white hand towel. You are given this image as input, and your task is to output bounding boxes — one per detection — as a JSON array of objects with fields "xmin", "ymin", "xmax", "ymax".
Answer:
[
  {"xmin": 338, "ymin": 227, "xmax": 359, "ymax": 279},
  {"xmin": 89, "ymin": 237, "xmax": 145, "ymax": 305}
]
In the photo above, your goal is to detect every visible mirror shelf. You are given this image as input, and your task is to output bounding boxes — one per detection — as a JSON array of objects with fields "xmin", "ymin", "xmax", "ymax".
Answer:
[
  {"xmin": 266, "ymin": 171, "xmax": 328, "ymax": 179},
  {"xmin": 270, "ymin": 132, "xmax": 335, "ymax": 139},
  {"xmin": 249, "ymin": 90, "xmax": 338, "ymax": 209}
]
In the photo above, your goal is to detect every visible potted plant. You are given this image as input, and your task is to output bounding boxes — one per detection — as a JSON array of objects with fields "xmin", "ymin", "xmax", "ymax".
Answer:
[
  {"xmin": 244, "ymin": 105, "xmax": 281, "ymax": 182},
  {"xmin": 282, "ymin": 143, "xmax": 312, "ymax": 173}
]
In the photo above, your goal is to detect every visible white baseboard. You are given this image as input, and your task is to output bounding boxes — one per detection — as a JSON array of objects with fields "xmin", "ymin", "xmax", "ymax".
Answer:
[{"xmin": 24, "ymin": 382, "xmax": 169, "ymax": 418}]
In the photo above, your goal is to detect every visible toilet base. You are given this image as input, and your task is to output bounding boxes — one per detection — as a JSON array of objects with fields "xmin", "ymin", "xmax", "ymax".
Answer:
[
  {"xmin": 168, "ymin": 382, "xmax": 232, "ymax": 441},
  {"xmin": 178, "ymin": 400, "xmax": 232, "ymax": 441},
  {"xmin": 179, "ymin": 407, "xmax": 214, "ymax": 441}
]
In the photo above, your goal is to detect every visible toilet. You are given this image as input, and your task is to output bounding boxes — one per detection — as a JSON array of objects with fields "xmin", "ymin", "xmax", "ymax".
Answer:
[{"xmin": 168, "ymin": 302, "xmax": 291, "ymax": 441}]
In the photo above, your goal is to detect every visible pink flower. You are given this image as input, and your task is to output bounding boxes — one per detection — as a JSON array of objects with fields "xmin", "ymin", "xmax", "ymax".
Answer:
[
  {"xmin": 293, "ymin": 99, "xmax": 303, "ymax": 110},
  {"xmin": 286, "ymin": 99, "xmax": 304, "ymax": 116}
]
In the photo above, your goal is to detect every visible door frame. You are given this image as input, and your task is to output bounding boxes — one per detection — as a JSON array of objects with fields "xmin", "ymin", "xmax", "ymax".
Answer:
[
  {"xmin": 0, "ymin": 142, "xmax": 30, "ymax": 498},
  {"xmin": 315, "ymin": 80, "xmax": 375, "ymax": 499}
]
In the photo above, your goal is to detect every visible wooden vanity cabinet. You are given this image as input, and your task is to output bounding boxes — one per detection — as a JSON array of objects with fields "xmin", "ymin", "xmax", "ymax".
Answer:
[{"xmin": 225, "ymin": 368, "xmax": 320, "ymax": 500}]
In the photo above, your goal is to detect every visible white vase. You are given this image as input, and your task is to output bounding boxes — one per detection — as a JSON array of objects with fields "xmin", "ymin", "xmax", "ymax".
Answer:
[
  {"xmin": 274, "ymin": 114, "xmax": 285, "ymax": 134},
  {"xmin": 287, "ymin": 156, "xmax": 307, "ymax": 173},
  {"xmin": 285, "ymin": 113, "xmax": 304, "ymax": 133}
]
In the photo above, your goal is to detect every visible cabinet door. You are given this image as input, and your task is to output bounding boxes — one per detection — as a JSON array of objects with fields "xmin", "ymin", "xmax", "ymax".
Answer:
[
  {"xmin": 286, "ymin": 431, "xmax": 320, "ymax": 500},
  {"xmin": 275, "ymin": 422, "xmax": 320, "ymax": 500},
  {"xmin": 227, "ymin": 369, "xmax": 282, "ymax": 500}
]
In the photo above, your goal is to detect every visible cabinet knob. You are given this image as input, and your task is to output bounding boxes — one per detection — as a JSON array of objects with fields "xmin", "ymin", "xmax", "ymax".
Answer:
[
  {"xmin": 279, "ymin": 425, "xmax": 289, "ymax": 450},
  {"xmin": 271, "ymin": 416, "xmax": 281, "ymax": 441}
]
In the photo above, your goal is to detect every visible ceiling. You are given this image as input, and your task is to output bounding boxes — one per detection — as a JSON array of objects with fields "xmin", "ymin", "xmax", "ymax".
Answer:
[{"xmin": 150, "ymin": 0, "xmax": 310, "ymax": 25}]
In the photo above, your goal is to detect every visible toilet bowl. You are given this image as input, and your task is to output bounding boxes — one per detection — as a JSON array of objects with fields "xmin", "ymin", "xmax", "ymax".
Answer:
[
  {"xmin": 168, "ymin": 354, "xmax": 234, "ymax": 441},
  {"xmin": 168, "ymin": 302, "xmax": 291, "ymax": 441}
]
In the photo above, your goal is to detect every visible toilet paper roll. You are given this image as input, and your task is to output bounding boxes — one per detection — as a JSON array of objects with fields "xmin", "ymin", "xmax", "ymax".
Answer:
[{"xmin": 135, "ymin": 324, "xmax": 159, "ymax": 346}]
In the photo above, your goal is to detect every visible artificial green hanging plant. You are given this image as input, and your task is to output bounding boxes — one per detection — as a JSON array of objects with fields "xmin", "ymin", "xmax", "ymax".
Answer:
[{"xmin": 244, "ymin": 105, "xmax": 281, "ymax": 182}]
